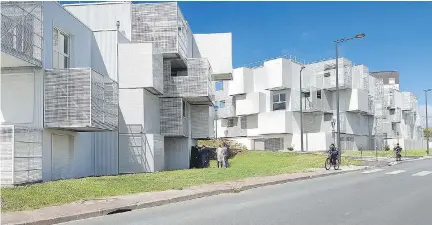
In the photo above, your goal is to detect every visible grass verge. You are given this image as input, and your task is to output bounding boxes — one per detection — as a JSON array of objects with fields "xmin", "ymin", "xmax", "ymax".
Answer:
[
  {"xmin": 1, "ymin": 151, "xmax": 361, "ymax": 212},
  {"xmin": 343, "ymin": 149, "xmax": 428, "ymax": 158}
]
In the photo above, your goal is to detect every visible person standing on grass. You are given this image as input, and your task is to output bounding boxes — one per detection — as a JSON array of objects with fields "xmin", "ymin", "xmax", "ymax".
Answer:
[
  {"xmin": 216, "ymin": 145, "xmax": 224, "ymax": 168},
  {"xmin": 221, "ymin": 143, "xmax": 228, "ymax": 168}
]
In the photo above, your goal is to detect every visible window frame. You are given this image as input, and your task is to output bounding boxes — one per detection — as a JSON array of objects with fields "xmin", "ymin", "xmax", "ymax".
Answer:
[
  {"xmin": 52, "ymin": 27, "xmax": 70, "ymax": 69},
  {"xmin": 215, "ymin": 81, "xmax": 224, "ymax": 91},
  {"xmin": 272, "ymin": 92, "xmax": 286, "ymax": 111}
]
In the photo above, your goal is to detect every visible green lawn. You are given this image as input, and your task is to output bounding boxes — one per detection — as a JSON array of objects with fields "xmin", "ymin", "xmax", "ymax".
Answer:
[
  {"xmin": 343, "ymin": 149, "xmax": 429, "ymax": 158},
  {"xmin": 1, "ymin": 151, "xmax": 361, "ymax": 212}
]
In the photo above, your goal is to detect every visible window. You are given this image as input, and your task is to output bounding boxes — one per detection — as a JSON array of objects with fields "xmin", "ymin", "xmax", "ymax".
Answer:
[
  {"xmin": 182, "ymin": 100, "xmax": 186, "ymax": 117},
  {"xmin": 215, "ymin": 81, "xmax": 224, "ymax": 91},
  {"xmin": 53, "ymin": 28, "xmax": 70, "ymax": 69},
  {"xmin": 317, "ymin": 90, "xmax": 322, "ymax": 99},
  {"xmin": 219, "ymin": 100, "xmax": 225, "ymax": 109},
  {"xmin": 227, "ymin": 118, "xmax": 235, "ymax": 127},
  {"xmin": 272, "ymin": 93, "xmax": 286, "ymax": 111},
  {"xmin": 303, "ymin": 92, "xmax": 311, "ymax": 98}
]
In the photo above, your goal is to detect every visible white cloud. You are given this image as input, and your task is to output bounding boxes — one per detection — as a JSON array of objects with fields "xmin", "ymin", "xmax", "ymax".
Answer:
[{"xmin": 418, "ymin": 104, "xmax": 432, "ymax": 127}]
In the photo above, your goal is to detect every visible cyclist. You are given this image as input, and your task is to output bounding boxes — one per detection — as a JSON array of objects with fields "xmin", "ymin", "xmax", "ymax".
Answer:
[
  {"xmin": 328, "ymin": 144, "xmax": 338, "ymax": 164},
  {"xmin": 393, "ymin": 143, "xmax": 402, "ymax": 161}
]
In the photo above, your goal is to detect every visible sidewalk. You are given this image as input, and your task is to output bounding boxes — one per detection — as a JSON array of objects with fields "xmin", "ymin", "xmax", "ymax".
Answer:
[{"xmin": 1, "ymin": 166, "xmax": 366, "ymax": 225}]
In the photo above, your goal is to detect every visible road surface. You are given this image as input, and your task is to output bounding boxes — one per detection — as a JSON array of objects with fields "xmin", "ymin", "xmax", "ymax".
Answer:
[{"xmin": 62, "ymin": 159, "xmax": 431, "ymax": 225}]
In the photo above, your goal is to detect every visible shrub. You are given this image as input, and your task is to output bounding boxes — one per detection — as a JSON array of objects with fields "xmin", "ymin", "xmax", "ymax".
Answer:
[{"xmin": 384, "ymin": 145, "xmax": 390, "ymax": 151}]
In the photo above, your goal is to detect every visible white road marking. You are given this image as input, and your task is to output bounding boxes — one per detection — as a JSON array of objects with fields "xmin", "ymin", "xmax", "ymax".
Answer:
[
  {"xmin": 412, "ymin": 171, "xmax": 432, "ymax": 177},
  {"xmin": 362, "ymin": 169, "xmax": 383, "ymax": 174},
  {"xmin": 385, "ymin": 170, "xmax": 406, "ymax": 175}
]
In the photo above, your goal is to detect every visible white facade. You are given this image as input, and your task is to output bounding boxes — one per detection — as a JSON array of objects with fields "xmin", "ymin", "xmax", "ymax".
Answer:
[
  {"xmin": 214, "ymin": 56, "xmax": 425, "ymax": 152},
  {"xmin": 1, "ymin": 2, "xmax": 231, "ymax": 186}
]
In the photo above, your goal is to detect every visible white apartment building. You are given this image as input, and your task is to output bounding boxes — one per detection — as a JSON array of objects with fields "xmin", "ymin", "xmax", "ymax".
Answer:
[
  {"xmin": 0, "ymin": 1, "xmax": 232, "ymax": 186},
  {"xmin": 214, "ymin": 57, "xmax": 426, "ymax": 152}
]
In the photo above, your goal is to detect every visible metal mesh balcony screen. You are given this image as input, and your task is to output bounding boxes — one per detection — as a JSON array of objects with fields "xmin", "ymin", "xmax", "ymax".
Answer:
[
  {"xmin": 163, "ymin": 58, "xmax": 214, "ymax": 103},
  {"xmin": 0, "ymin": 123, "xmax": 42, "ymax": 186},
  {"xmin": 152, "ymin": 45, "xmax": 164, "ymax": 94},
  {"xmin": 44, "ymin": 68, "xmax": 118, "ymax": 131},
  {"xmin": 160, "ymin": 98, "xmax": 188, "ymax": 137},
  {"xmin": 1, "ymin": 1, "xmax": 43, "ymax": 66},
  {"xmin": 131, "ymin": 2, "xmax": 188, "ymax": 59}
]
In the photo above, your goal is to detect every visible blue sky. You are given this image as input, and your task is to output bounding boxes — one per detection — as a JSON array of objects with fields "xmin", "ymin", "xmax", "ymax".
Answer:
[{"xmin": 61, "ymin": 1, "xmax": 432, "ymax": 119}]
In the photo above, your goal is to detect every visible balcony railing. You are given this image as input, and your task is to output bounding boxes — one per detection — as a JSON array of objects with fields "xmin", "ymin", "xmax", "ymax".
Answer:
[
  {"xmin": 131, "ymin": 2, "xmax": 189, "ymax": 60},
  {"xmin": 191, "ymin": 105, "xmax": 214, "ymax": 139},
  {"xmin": 160, "ymin": 98, "xmax": 189, "ymax": 137},
  {"xmin": 1, "ymin": 1, "xmax": 43, "ymax": 67},
  {"xmin": 0, "ymin": 123, "xmax": 42, "ymax": 186},
  {"xmin": 163, "ymin": 58, "xmax": 214, "ymax": 105},
  {"xmin": 44, "ymin": 68, "xmax": 119, "ymax": 131}
]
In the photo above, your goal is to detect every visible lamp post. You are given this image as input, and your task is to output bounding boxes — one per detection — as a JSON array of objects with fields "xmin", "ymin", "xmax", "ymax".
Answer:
[
  {"xmin": 425, "ymin": 89, "xmax": 432, "ymax": 155},
  {"xmin": 331, "ymin": 119, "xmax": 336, "ymax": 145},
  {"xmin": 334, "ymin": 33, "xmax": 365, "ymax": 161},
  {"xmin": 214, "ymin": 105, "xmax": 218, "ymax": 140},
  {"xmin": 300, "ymin": 66, "xmax": 306, "ymax": 152}
]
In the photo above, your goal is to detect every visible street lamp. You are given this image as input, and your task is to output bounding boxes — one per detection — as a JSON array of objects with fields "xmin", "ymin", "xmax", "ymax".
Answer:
[
  {"xmin": 425, "ymin": 88, "xmax": 432, "ymax": 155},
  {"xmin": 300, "ymin": 66, "xmax": 306, "ymax": 152},
  {"xmin": 334, "ymin": 33, "xmax": 365, "ymax": 161}
]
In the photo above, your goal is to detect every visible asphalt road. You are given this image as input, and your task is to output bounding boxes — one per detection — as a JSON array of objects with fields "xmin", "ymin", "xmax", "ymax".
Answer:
[{"xmin": 63, "ymin": 159, "xmax": 431, "ymax": 225}]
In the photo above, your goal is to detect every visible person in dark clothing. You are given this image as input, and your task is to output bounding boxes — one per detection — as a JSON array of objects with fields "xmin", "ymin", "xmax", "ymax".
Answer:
[
  {"xmin": 328, "ymin": 143, "xmax": 338, "ymax": 164},
  {"xmin": 199, "ymin": 145, "xmax": 209, "ymax": 168}
]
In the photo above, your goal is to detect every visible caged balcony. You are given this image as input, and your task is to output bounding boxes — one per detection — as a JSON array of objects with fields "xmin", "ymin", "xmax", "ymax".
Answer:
[
  {"xmin": 131, "ymin": 2, "xmax": 189, "ymax": 61},
  {"xmin": 163, "ymin": 58, "xmax": 214, "ymax": 105},
  {"xmin": 160, "ymin": 98, "xmax": 189, "ymax": 137},
  {"xmin": 44, "ymin": 68, "xmax": 119, "ymax": 131},
  {"xmin": 1, "ymin": 1, "xmax": 43, "ymax": 68},
  {"xmin": 0, "ymin": 123, "xmax": 42, "ymax": 186}
]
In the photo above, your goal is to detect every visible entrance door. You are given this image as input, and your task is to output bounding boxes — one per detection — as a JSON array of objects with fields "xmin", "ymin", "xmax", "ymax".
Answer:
[{"xmin": 51, "ymin": 134, "xmax": 72, "ymax": 180}]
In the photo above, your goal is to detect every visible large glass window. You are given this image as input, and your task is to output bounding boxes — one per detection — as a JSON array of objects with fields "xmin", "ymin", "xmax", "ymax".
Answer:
[
  {"xmin": 53, "ymin": 28, "xmax": 69, "ymax": 69},
  {"xmin": 272, "ymin": 93, "xmax": 286, "ymax": 111}
]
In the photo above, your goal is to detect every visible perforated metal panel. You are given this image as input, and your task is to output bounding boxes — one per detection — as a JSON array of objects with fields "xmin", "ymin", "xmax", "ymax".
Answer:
[
  {"xmin": 1, "ymin": 1, "xmax": 43, "ymax": 66},
  {"xmin": 0, "ymin": 123, "xmax": 42, "ymax": 186},
  {"xmin": 264, "ymin": 138, "xmax": 283, "ymax": 151},
  {"xmin": 131, "ymin": 2, "xmax": 189, "ymax": 59},
  {"xmin": 160, "ymin": 98, "xmax": 188, "ymax": 137},
  {"xmin": 44, "ymin": 68, "xmax": 118, "ymax": 131},
  {"xmin": 163, "ymin": 59, "xmax": 214, "ymax": 105}
]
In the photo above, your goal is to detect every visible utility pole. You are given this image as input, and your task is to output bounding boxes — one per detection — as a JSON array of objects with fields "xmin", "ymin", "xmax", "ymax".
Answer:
[
  {"xmin": 425, "ymin": 89, "xmax": 431, "ymax": 155},
  {"xmin": 334, "ymin": 33, "xmax": 365, "ymax": 161},
  {"xmin": 300, "ymin": 66, "xmax": 306, "ymax": 152}
]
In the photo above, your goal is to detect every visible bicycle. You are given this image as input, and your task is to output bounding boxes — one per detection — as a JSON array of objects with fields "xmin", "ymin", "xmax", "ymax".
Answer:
[{"xmin": 325, "ymin": 151, "xmax": 340, "ymax": 170}]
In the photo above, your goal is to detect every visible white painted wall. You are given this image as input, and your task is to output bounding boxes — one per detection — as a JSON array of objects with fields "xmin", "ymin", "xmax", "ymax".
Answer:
[
  {"xmin": 43, "ymin": 2, "xmax": 93, "ymax": 69},
  {"xmin": 91, "ymin": 30, "xmax": 124, "ymax": 81},
  {"xmin": 1, "ymin": 73, "xmax": 35, "ymax": 123},
  {"xmin": 348, "ymin": 89, "xmax": 369, "ymax": 112},
  {"xmin": 119, "ymin": 133, "xmax": 164, "ymax": 173},
  {"xmin": 235, "ymin": 92, "xmax": 266, "ymax": 116},
  {"xmin": 119, "ymin": 88, "xmax": 160, "ymax": 134},
  {"xmin": 42, "ymin": 129, "xmax": 94, "ymax": 181},
  {"xmin": 64, "ymin": 2, "xmax": 132, "ymax": 40},
  {"xmin": 194, "ymin": 33, "xmax": 233, "ymax": 75},
  {"xmin": 228, "ymin": 68, "xmax": 254, "ymax": 96},
  {"xmin": 258, "ymin": 111, "xmax": 292, "ymax": 134},
  {"xmin": 118, "ymin": 43, "xmax": 162, "ymax": 93}
]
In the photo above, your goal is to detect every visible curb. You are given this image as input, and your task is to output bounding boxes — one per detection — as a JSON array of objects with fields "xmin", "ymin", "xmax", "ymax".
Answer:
[{"xmin": 4, "ymin": 168, "xmax": 365, "ymax": 225}]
